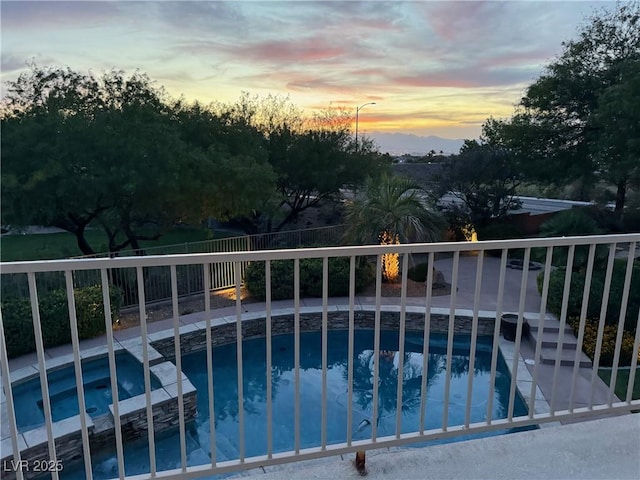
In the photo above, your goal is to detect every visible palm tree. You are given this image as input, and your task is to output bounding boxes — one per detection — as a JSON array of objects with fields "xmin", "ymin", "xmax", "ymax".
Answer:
[{"xmin": 344, "ymin": 174, "xmax": 443, "ymax": 282}]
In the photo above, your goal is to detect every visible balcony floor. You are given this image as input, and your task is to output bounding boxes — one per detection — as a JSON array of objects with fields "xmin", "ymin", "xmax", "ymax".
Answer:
[{"xmin": 233, "ymin": 413, "xmax": 640, "ymax": 479}]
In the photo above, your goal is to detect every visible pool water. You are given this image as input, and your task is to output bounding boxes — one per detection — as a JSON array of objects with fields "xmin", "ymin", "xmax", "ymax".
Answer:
[
  {"xmin": 59, "ymin": 329, "xmax": 530, "ymax": 479},
  {"xmin": 12, "ymin": 351, "xmax": 161, "ymax": 432}
]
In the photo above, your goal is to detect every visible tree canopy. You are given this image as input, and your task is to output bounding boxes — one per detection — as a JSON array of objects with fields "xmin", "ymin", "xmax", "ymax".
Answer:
[
  {"xmin": 494, "ymin": 2, "xmax": 640, "ymax": 211},
  {"xmin": 215, "ymin": 94, "xmax": 388, "ymax": 233},
  {"xmin": 1, "ymin": 66, "xmax": 274, "ymax": 255},
  {"xmin": 432, "ymin": 126, "xmax": 522, "ymax": 230},
  {"xmin": 2, "ymin": 67, "xmax": 385, "ymax": 256}
]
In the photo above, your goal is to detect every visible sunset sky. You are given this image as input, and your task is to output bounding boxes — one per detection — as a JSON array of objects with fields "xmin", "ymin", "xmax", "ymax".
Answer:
[{"xmin": 1, "ymin": 1, "xmax": 615, "ymax": 139}]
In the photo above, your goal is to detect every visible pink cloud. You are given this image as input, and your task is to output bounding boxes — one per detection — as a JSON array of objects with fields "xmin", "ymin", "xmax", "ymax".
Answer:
[{"xmin": 240, "ymin": 38, "xmax": 346, "ymax": 63}]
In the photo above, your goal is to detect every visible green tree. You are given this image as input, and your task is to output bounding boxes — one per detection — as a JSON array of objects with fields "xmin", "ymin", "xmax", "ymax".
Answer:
[
  {"xmin": 224, "ymin": 94, "xmax": 388, "ymax": 233},
  {"xmin": 344, "ymin": 174, "xmax": 443, "ymax": 282},
  {"xmin": 500, "ymin": 3, "xmax": 640, "ymax": 211},
  {"xmin": 1, "ymin": 66, "xmax": 274, "ymax": 255},
  {"xmin": 433, "ymin": 132, "xmax": 522, "ymax": 230}
]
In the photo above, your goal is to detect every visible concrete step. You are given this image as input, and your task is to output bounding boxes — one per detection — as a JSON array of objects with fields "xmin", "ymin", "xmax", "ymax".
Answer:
[
  {"xmin": 532, "ymin": 330, "xmax": 579, "ymax": 350},
  {"xmin": 538, "ymin": 346, "xmax": 592, "ymax": 368},
  {"xmin": 526, "ymin": 317, "xmax": 573, "ymax": 335}
]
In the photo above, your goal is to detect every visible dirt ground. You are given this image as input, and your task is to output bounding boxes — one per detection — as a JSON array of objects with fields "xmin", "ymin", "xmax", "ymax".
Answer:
[{"xmin": 115, "ymin": 279, "xmax": 450, "ymax": 331}]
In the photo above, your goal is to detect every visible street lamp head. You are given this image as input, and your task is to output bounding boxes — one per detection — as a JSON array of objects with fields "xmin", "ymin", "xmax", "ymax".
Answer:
[
  {"xmin": 357, "ymin": 102, "xmax": 376, "ymax": 112},
  {"xmin": 355, "ymin": 102, "xmax": 376, "ymax": 153}
]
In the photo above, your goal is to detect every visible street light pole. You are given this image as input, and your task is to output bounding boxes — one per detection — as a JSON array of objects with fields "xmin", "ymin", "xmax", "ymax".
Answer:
[{"xmin": 355, "ymin": 102, "xmax": 376, "ymax": 153}]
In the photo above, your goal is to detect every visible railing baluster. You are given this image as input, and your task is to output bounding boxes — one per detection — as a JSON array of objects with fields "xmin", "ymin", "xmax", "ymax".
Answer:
[
  {"xmin": 170, "ymin": 265, "xmax": 188, "ymax": 471},
  {"xmin": 529, "ymin": 246, "xmax": 553, "ymax": 418},
  {"xmin": 135, "ymin": 266, "xmax": 156, "ymax": 476},
  {"xmin": 0, "ymin": 309, "xmax": 25, "ymax": 480},
  {"xmin": 235, "ymin": 262, "xmax": 245, "ymax": 461},
  {"xmin": 608, "ymin": 242, "xmax": 636, "ymax": 406},
  {"xmin": 626, "ymin": 309, "xmax": 640, "ymax": 403},
  {"xmin": 64, "ymin": 271, "xmax": 93, "ymax": 480},
  {"xmin": 395, "ymin": 254, "xmax": 409, "ymax": 438},
  {"xmin": 589, "ymin": 243, "xmax": 617, "ymax": 408},
  {"xmin": 100, "ymin": 269, "xmax": 125, "ymax": 479},
  {"xmin": 321, "ymin": 257, "xmax": 329, "ymax": 450},
  {"xmin": 465, "ymin": 252, "xmax": 484, "ymax": 428},
  {"xmin": 27, "ymin": 273, "xmax": 60, "ymax": 479},
  {"xmin": 443, "ymin": 251, "xmax": 460, "ymax": 431},
  {"xmin": 294, "ymin": 258, "xmax": 301, "ymax": 454},
  {"xmin": 265, "ymin": 260, "xmax": 273, "ymax": 458},
  {"xmin": 487, "ymin": 248, "xmax": 508, "ymax": 424},
  {"xmin": 203, "ymin": 263, "xmax": 217, "ymax": 466},
  {"xmin": 509, "ymin": 248, "xmax": 531, "ymax": 421},
  {"xmin": 346, "ymin": 256, "xmax": 356, "ymax": 446},
  {"xmin": 569, "ymin": 244, "xmax": 596, "ymax": 412},
  {"xmin": 419, "ymin": 252, "xmax": 434, "ymax": 434},
  {"xmin": 550, "ymin": 245, "xmax": 575, "ymax": 414},
  {"xmin": 372, "ymin": 254, "xmax": 382, "ymax": 442}
]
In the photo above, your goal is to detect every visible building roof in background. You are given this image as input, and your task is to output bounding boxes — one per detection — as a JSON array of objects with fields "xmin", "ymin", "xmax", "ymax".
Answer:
[{"xmin": 439, "ymin": 193, "xmax": 604, "ymax": 216}]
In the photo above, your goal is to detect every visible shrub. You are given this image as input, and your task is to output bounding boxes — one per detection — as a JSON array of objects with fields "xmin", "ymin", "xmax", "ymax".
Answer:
[
  {"xmin": 244, "ymin": 257, "xmax": 375, "ymax": 300},
  {"xmin": 1, "ymin": 297, "xmax": 35, "ymax": 358},
  {"xmin": 476, "ymin": 223, "xmax": 523, "ymax": 241},
  {"xmin": 539, "ymin": 260, "xmax": 640, "ymax": 332},
  {"xmin": 243, "ymin": 260, "xmax": 294, "ymax": 300},
  {"xmin": 539, "ymin": 209, "xmax": 602, "ymax": 237},
  {"xmin": 477, "ymin": 223, "xmax": 525, "ymax": 258},
  {"xmin": 407, "ymin": 262, "xmax": 429, "ymax": 282},
  {"xmin": 74, "ymin": 285, "xmax": 123, "ymax": 338},
  {"xmin": 622, "ymin": 208, "xmax": 640, "ymax": 233},
  {"xmin": 538, "ymin": 209, "xmax": 605, "ymax": 268},
  {"xmin": 301, "ymin": 258, "xmax": 361, "ymax": 297},
  {"xmin": 570, "ymin": 319, "xmax": 637, "ymax": 367},
  {"xmin": 1, "ymin": 285, "xmax": 123, "ymax": 358},
  {"xmin": 582, "ymin": 206, "xmax": 623, "ymax": 233}
]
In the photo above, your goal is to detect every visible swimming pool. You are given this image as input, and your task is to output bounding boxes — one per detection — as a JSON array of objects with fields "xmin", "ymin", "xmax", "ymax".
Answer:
[
  {"xmin": 12, "ymin": 351, "xmax": 162, "ymax": 432},
  {"xmin": 60, "ymin": 329, "xmax": 529, "ymax": 479}
]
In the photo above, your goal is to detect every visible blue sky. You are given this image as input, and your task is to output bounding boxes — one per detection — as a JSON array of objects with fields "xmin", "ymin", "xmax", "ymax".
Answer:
[{"xmin": 0, "ymin": 1, "xmax": 617, "ymax": 138}]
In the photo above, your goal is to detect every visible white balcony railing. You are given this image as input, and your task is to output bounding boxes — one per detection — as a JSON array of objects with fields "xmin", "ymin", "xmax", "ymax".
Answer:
[{"xmin": 1, "ymin": 234, "xmax": 639, "ymax": 480}]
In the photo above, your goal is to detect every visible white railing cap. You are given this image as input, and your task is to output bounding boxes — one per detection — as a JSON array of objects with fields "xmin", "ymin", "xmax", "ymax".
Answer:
[{"xmin": 1, "ymin": 233, "xmax": 638, "ymax": 274}]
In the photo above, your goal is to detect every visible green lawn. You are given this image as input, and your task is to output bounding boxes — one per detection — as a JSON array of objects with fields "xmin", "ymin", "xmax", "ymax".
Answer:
[
  {"xmin": 598, "ymin": 367, "xmax": 640, "ymax": 401},
  {"xmin": 0, "ymin": 226, "xmax": 241, "ymax": 262}
]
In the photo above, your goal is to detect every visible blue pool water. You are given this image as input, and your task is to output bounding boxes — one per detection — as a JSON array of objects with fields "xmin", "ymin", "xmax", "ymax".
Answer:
[
  {"xmin": 12, "ymin": 351, "xmax": 161, "ymax": 432},
  {"xmin": 59, "ymin": 330, "xmax": 529, "ymax": 479}
]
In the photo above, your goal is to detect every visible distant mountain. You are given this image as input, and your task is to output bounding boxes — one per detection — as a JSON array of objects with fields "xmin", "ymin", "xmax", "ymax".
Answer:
[{"xmin": 368, "ymin": 132, "xmax": 465, "ymax": 156}]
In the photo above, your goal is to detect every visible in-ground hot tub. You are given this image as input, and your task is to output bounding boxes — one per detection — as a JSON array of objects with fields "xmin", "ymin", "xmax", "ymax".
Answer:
[{"xmin": 12, "ymin": 351, "xmax": 162, "ymax": 432}]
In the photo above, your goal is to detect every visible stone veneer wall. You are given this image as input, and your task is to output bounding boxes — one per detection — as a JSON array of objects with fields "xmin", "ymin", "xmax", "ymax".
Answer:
[
  {"xmin": 2, "ymin": 424, "xmax": 89, "ymax": 480},
  {"xmin": 153, "ymin": 311, "xmax": 496, "ymax": 360},
  {"xmin": 1, "ymin": 393, "xmax": 198, "ymax": 480},
  {"xmin": 89, "ymin": 390, "xmax": 198, "ymax": 448}
]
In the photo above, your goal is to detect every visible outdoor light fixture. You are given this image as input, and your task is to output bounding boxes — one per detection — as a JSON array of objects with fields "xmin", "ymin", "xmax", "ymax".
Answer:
[{"xmin": 355, "ymin": 102, "xmax": 376, "ymax": 153}]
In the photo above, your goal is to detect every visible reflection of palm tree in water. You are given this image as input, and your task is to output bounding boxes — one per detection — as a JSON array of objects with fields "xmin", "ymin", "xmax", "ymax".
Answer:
[{"xmin": 344, "ymin": 350, "xmax": 446, "ymax": 434}]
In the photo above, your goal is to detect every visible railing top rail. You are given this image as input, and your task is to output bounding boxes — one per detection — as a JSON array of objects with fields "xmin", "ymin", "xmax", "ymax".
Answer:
[{"xmin": 1, "ymin": 233, "xmax": 638, "ymax": 274}]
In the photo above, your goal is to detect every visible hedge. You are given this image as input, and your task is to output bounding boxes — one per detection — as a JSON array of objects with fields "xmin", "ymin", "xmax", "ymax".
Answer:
[
  {"xmin": 244, "ymin": 257, "xmax": 375, "ymax": 300},
  {"xmin": 407, "ymin": 262, "xmax": 429, "ymax": 282},
  {"xmin": 570, "ymin": 319, "xmax": 637, "ymax": 367},
  {"xmin": 1, "ymin": 285, "xmax": 123, "ymax": 358},
  {"xmin": 538, "ymin": 259, "xmax": 640, "ymax": 332}
]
